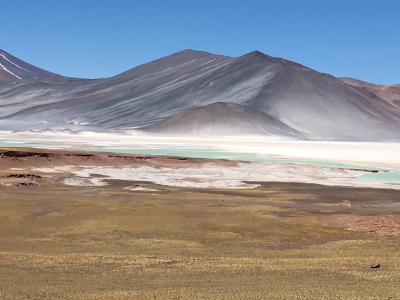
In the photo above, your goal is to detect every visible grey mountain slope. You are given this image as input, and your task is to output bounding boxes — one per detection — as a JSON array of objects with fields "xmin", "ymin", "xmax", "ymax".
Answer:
[
  {"xmin": 142, "ymin": 102, "xmax": 303, "ymax": 137},
  {"xmin": 0, "ymin": 49, "xmax": 399, "ymax": 141},
  {"xmin": 0, "ymin": 50, "xmax": 232, "ymax": 126},
  {"xmin": 237, "ymin": 53, "xmax": 400, "ymax": 140},
  {"xmin": 0, "ymin": 49, "xmax": 66, "ymax": 81}
]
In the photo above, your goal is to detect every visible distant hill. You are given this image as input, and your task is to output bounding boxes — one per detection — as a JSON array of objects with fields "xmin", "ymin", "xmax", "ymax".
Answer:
[
  {"xmin": 340, "ymin": 77, "xmax": 400, "ymax": 108},
  {"xmin": 142, "ymin": 102, "xmax": 303, "ymax": 138}
]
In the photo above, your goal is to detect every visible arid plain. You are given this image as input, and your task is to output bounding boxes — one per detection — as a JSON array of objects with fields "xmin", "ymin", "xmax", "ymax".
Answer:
[{"xmin": 0, "ymin": 148, "xmax": 400, "ymax": 299}]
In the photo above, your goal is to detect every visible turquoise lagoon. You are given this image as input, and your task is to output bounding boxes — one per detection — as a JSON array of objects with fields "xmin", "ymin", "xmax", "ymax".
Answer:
[{"xmin": 1, "ymin": 138, "xmax": 399, "ymax": 184}]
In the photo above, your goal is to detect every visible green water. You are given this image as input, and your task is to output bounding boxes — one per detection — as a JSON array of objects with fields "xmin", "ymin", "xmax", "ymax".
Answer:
[
  {"xmin": 0, "ymin": 140, "xmax": 71, "ymax": 150},
  {"xmin": 99, "ymin": 146, "xmax": 266, "ymax": 161},
  {"xmin": 99, "ymin": 146, "xmax": 383, "ymax": 171},
  {"xmin": 2, "ymin": 139, "xmax": 400, "ymax": 184},
  {"xmin": 0, "ymin": 139, "xmax": 383, "ymax": 171},
  {"xmin": 0, "ymin": 140, "xmax": 39, "ymax": 148},
  {"xmin": 360, "ymin": 171, "xmax": 400, "ymax": 184}
]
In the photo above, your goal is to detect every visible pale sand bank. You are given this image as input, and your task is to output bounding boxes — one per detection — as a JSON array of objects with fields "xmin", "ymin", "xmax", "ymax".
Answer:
[
  {"xmin": 33, "ymin": 162, "xmax": 400, "ymax": 190},
  {"xmin": 1, "ymin": 131, "xmax": 400, "ymax": 169}
]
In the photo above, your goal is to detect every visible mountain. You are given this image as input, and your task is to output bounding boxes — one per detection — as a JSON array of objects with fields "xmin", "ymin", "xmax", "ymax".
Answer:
[
  {"xmin": 142, "ymin": 102, "xmax": 303, "ymax": 137},
  {"xmin": 0, "ymin": 49, "xmax": 66, "ymax": 81},
  {"xmin": 0, "ymin": 49, "xmax": 399, "ymax": 141},
  {"xmin": 340, "ymin": 77, "xmax": 400, "ymax": 108}
]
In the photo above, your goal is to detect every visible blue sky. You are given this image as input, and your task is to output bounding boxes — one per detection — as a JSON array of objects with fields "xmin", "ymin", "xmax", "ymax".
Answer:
[{"xmin": 1, "ymin": 0, "xmax": 399, "ymax": 83}]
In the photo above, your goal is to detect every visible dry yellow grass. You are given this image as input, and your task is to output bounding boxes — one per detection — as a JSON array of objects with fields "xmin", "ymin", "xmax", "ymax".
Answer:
[{"xmin": 0, "ymin": 177, "xmax": 399, "ymax": 299}]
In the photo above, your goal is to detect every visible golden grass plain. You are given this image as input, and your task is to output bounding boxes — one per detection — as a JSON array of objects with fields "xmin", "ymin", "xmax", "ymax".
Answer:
[{"xmin": 0, "ymin": 177, "xmax": 400, "ymax": 299}]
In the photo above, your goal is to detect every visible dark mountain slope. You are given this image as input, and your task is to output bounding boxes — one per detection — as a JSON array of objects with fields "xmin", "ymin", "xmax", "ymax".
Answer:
[{"xmin": 0, "ymin": 49, "xmax": 66, "ymax": 81}]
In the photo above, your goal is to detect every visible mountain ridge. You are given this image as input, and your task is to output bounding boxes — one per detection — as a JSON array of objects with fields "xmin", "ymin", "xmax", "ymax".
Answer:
[
  {"xmin": 340, "ymin": 77, "xmax": 400, "ymax": 108},
  {"xmin": 0, "ymin": 49, "xmax": 399, "ymax": 141},
  {"xmin": 0, "ymin": 49, "xmax": 68, "ymax": 81}
]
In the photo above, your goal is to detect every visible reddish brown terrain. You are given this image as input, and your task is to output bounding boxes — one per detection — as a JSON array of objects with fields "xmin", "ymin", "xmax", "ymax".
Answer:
[{"xmin": 341, "ymin": 77, "xmax": 400, "ymax": 107}]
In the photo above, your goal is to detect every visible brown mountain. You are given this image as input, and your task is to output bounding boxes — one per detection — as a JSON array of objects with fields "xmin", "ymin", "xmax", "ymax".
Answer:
[{"xmin": 340, "ymin": 77, "xmax": 400, "ymax": 108}]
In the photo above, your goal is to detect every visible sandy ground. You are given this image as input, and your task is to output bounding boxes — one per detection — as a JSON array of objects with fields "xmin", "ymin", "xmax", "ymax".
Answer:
[{"xmin": 326, "ymin": 215, "xmax": 400, "ymax": 236}]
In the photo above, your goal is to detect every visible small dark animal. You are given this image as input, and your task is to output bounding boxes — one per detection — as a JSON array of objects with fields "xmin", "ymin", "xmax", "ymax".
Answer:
[{"xmin": 370, "ymin": 263, "xmax": 380, "ymax": 269}]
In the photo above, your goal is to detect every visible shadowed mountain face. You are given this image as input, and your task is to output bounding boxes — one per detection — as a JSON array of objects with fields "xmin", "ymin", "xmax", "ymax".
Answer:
[{"xmin": 0, "ymin": 49, "xmax": 399, "ymax": 141}]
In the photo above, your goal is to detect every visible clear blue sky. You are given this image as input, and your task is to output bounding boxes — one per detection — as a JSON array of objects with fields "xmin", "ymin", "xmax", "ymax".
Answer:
[{"xmin": 1, "ymin": 0, "xmax": 399, "ymax": 83}]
